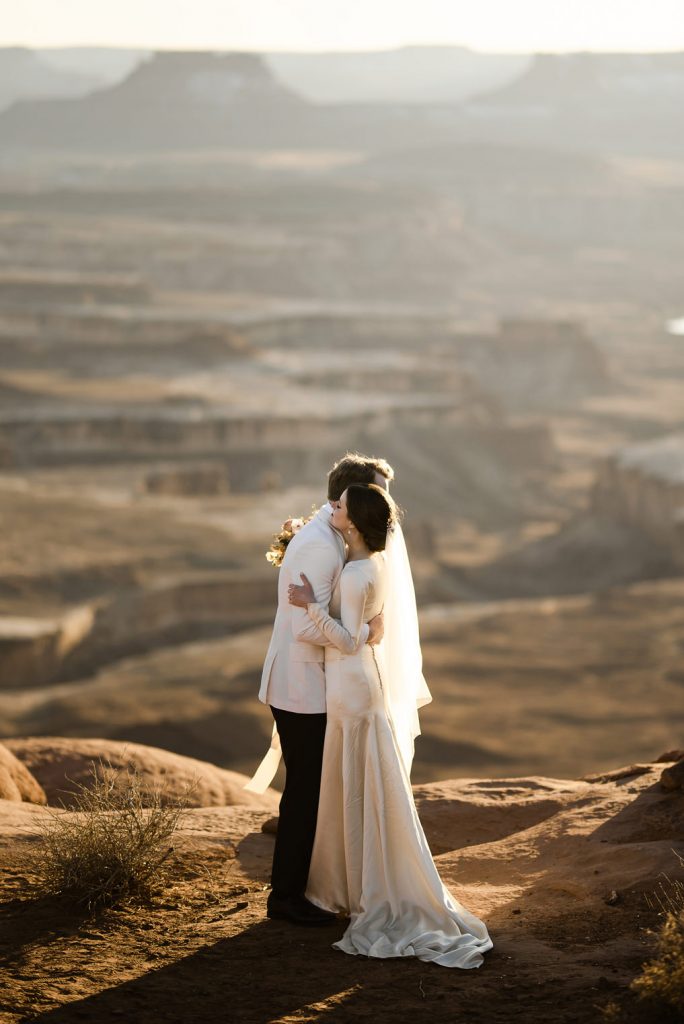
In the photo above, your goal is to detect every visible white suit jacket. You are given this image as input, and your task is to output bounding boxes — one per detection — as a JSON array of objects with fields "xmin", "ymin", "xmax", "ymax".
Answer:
[{"xmin": 258, "ymin": 503, "xmax": 370, "ymax": 713}]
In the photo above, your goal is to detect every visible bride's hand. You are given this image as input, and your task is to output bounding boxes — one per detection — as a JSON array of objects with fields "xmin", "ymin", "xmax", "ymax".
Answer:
[{"xmin": 288, "ymin": 572, "xmax": 316, "ymax": 607}]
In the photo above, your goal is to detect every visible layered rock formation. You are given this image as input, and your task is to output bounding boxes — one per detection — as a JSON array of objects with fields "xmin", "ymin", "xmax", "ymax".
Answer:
[
  {"xmin": 0, "ymin": 269, "xmax": 149, "ymax": 307},
  {"xmin": 444, "ymin": 431, "xmax": 684, "ymax": 600},
  {"xmin": 244, "ymin": 313, "xmax": 609, "ymax": 411},
  {"xmin": 0, "ymin": 570, "xmax": 277, "ymax": 688},
  {"xmin": 0, "ymin": 304, "xmax": 249, "ymax": 380},
  {"xmin": 143, "ymin": 462, "xmax": 232, "ymax": 497},
  {"xmin": 592, "ymin": 433, "xmax": 684, "ymax": 568},
  {"xmin": 450, "ymin": 319, "xmax": 609, "ymax": 412},
  {"xmin": 0, "ymin": 403, "xmax": 468, "ymax": 469}
]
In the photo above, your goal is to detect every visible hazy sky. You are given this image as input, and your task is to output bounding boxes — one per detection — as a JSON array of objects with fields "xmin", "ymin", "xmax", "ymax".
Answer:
[{"xmin": 3, "ymin": 0, "xmax": 682, "ymax": 53}]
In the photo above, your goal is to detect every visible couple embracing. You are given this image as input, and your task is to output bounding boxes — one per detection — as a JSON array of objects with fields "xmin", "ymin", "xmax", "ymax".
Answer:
[{"xmin": 247, "ymin": 453, "xmax": 493, "ymax": 969}]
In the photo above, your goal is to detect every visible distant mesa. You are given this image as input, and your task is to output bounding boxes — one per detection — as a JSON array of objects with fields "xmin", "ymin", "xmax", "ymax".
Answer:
[
  {"xmin": 471, "ymin": 51, "xmax": 684, "ymax": 111},
  {"xmin": 0, "ymin": 50, "xmax": 313, "ymax": 151},
  {"xmin": 2, "ymin": 46, "xmax": 684, "ymax": 156},
  {"xmin": 2, "ymin": 44, "xmax": 529, "ymax": 109},
  {"xmin": 464, "ymin": 51, "xmax": 684, "ymax": 156},
  {"xmin": 117, "ymin": 50, "xmax": 305, "ymax": 108}
]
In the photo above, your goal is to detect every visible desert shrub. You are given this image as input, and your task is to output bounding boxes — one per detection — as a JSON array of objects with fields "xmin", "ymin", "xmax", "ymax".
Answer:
[
  {"xmin": 629, "ymin": 855, "xmax": 684, "ymax": 1014},
  {"xmin": 36, "ymin": 759, "xmax": 189, "ymax": 909},
  {"xmin": 630, "ymin": 909, "xmax": 684, "ymax": 1013}
]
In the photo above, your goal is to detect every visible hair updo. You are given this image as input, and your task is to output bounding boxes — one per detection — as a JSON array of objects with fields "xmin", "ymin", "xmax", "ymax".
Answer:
[{"xmin": 345, "ymin": 483, "xmax": 399, "ymax": 553}]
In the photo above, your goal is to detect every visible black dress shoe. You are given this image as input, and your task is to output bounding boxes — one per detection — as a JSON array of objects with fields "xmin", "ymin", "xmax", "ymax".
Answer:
[{"xmin": 267, "ymin": 893, "xmax": 338, "ymax": 926}]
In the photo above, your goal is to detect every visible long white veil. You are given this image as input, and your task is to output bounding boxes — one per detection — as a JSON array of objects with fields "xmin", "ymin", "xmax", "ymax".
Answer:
[{"xmin": 380, "ymin": 522, "xmax": 432, "ymax": 777}]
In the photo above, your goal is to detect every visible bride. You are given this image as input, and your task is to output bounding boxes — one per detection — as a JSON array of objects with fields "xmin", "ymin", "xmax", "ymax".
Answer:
[{"xmin": 288, "ymin": 483, "xmax": 493, "ymax": 969}]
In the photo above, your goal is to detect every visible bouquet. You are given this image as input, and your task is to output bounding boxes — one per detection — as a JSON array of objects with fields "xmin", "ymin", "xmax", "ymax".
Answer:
[{"xmin": 265, "ymin": 508, "xmax": 317, "ymax": 567}]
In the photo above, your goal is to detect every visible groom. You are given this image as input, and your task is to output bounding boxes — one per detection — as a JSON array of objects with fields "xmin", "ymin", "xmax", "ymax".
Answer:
[{"xmin": 260, "ymin": 453, "xmax": 393, "ymax": 926}]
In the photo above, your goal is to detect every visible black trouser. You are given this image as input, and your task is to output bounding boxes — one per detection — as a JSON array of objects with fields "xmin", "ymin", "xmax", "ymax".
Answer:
[{"xmin": 269, "ymin": 705, "xmax": 327, "ymax": 899}]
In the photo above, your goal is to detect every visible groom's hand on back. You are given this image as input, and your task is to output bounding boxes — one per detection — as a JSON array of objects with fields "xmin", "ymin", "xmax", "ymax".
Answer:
[{"xmin": 367, "ymin": 612, "xmax": 384, "ymax": 646}]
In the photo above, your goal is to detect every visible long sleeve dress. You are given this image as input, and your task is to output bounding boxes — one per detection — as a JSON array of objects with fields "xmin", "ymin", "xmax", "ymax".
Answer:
[{"xmin": 304, "ymin": 554, "xmax": 493, "ymax": 969}]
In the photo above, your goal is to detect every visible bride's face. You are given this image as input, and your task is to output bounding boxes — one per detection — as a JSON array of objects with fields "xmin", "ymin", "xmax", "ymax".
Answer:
[{"xmin": 330, "ymin": 489, "xmax": 353, "ymax": 534}]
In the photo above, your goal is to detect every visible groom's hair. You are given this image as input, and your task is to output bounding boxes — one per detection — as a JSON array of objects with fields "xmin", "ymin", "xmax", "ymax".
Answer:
[{"xmin": 327, "ymin": 452, "xmax": 394, "ymax": 501}]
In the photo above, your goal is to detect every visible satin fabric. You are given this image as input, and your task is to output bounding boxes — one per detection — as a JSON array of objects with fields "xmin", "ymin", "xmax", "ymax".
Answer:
[{"xmin": 305, "ymin": 557, "xmax": 493, "ymax": 969}]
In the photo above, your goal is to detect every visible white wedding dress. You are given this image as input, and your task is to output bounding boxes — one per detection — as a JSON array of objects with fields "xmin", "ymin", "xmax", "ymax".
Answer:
[{"xmin": 304, "ymin": 553, "xmax": 493, "ymax": 969}]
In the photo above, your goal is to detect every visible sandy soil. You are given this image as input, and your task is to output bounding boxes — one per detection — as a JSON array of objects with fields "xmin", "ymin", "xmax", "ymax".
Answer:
[{"xmin": 0, "ymin": 758, "xmax": 682, "ymax": 1024}]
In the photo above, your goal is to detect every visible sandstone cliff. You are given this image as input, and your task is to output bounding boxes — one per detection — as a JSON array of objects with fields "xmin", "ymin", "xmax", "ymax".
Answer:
[{"xmin": 592, "ymin": 433, "xmax": 684, "ymax": 568}]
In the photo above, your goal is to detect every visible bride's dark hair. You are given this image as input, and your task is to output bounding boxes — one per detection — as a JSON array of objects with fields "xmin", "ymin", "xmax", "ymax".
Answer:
[{"xmin": 345, "ymin": 484, "xmax": 399, "ymax": 553}]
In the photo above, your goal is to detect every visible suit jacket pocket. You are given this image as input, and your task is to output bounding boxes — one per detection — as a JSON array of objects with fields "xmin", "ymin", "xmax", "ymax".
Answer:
[
  {"xmin": 289, "ymin": 642, "xmax": 325, "ymax": 663},
  {"xmin": 288, "ymin": 659, "xmax": 325, "ymax": 703}
]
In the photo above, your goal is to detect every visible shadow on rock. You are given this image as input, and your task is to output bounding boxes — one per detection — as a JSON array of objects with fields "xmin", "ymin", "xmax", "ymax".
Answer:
[{"xmin": 591, "ymin": 776, "xmax": 684, "ymax": 845}]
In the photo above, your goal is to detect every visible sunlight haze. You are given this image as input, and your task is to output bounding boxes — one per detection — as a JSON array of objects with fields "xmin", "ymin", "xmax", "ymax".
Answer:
[{"xmin": 2, "ymin": 0, "xmax": 683, "ymax": 52}]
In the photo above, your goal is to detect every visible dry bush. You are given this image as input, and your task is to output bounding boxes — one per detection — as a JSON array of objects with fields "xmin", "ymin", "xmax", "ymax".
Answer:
[
  {"xmin": 629, "ymin": 854, "xmax": 684, "ymax": 1014},
  {"xmin": 630, "ymin": 909, "xmax": 684, "ymax": 1013},
  {"xmin": 36, "ymin": 759, "xmax": 191, "ymax": 909}
]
